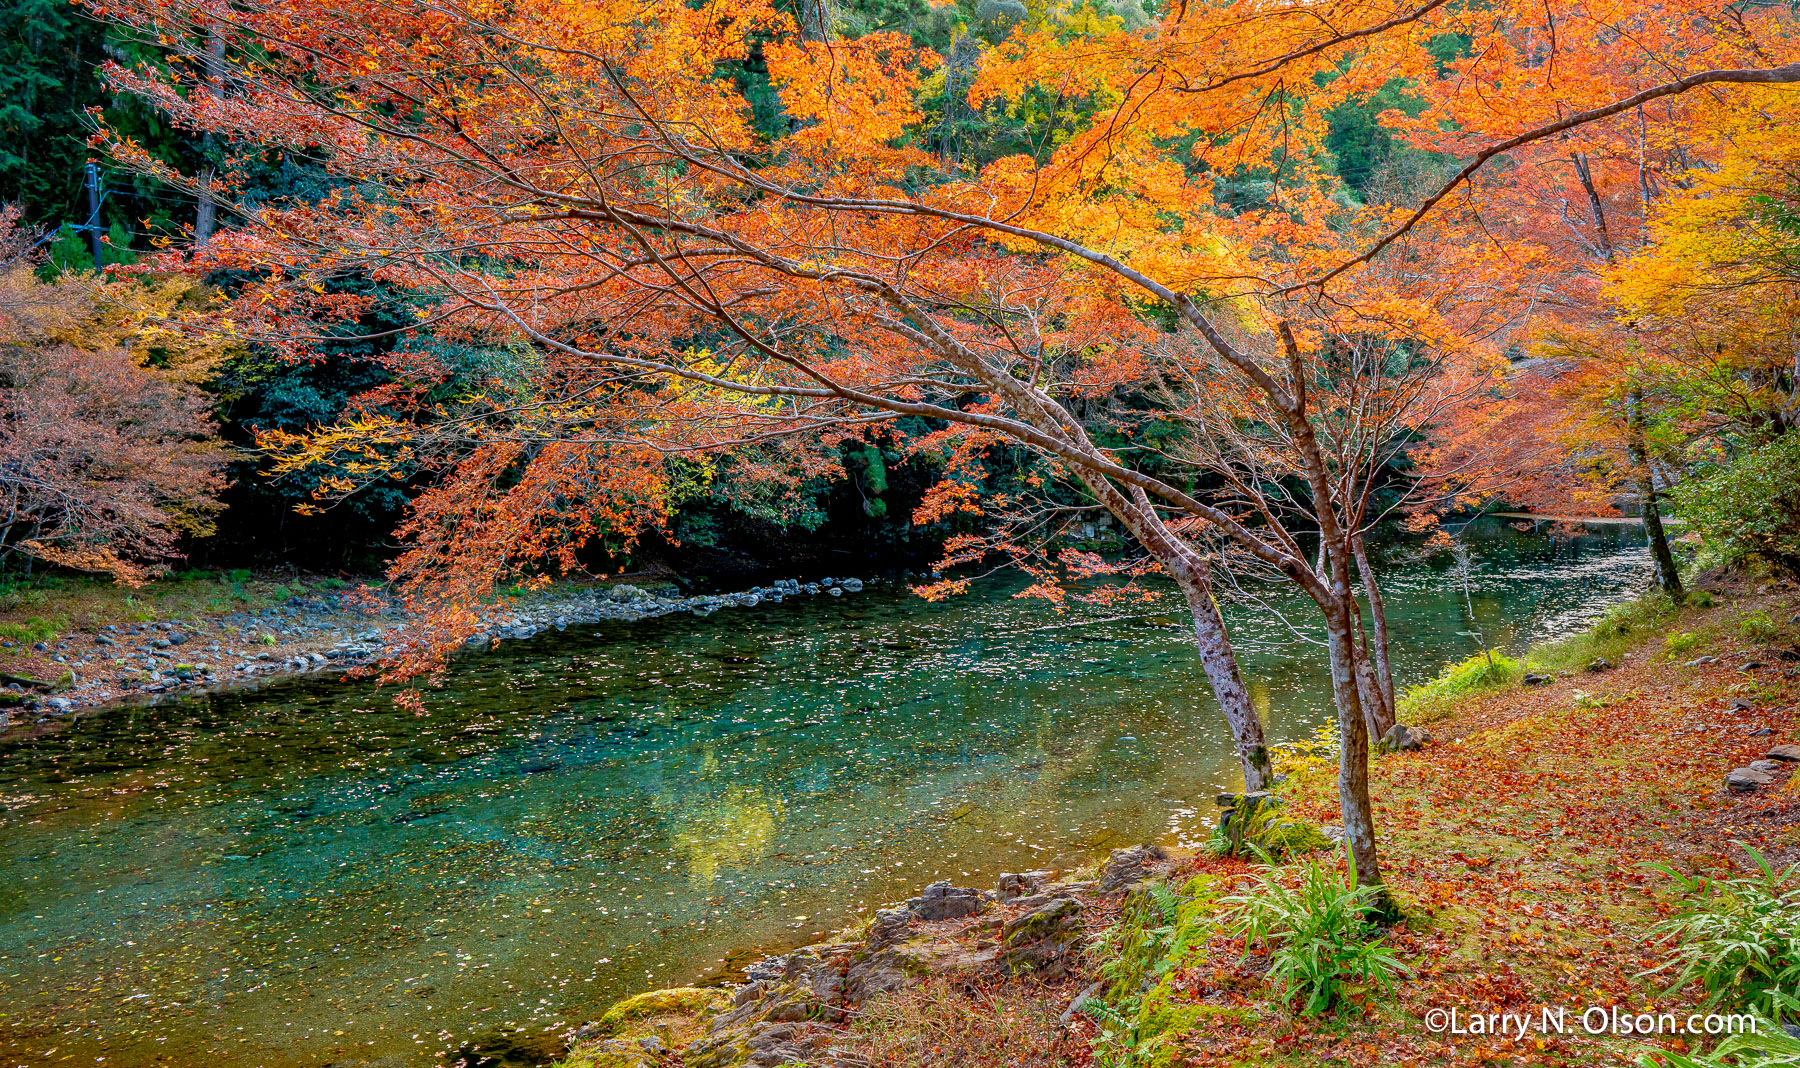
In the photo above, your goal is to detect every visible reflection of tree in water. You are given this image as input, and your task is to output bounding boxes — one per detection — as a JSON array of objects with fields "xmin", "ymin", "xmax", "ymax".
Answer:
[{"xmin": 659, "ymin": 781, "xmax": 784, "ymax": 886}]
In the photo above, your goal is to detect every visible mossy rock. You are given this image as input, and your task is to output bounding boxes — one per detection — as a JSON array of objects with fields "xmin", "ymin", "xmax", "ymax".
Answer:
[
  {"xmin": 559, "ymin": 1040, "xmax": 661, "ymax": 1068},
  {"xmin": 598, "ymin": 986, "xmax": 731, "ymax": 1031},
  {"xmin": 1260, "ymin": 817, "xmax": 1333, "ymax": 856}
]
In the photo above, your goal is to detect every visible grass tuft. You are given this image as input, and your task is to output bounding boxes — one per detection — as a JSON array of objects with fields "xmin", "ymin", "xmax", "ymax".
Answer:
[{"xmin": 1398, "ymin": 650, "xmax": 1520, "ymax": 723}]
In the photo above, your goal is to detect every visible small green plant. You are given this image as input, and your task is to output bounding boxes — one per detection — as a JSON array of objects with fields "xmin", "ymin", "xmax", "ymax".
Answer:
[
  {"xmin": 1220, "ymin": 858, "xmax": 1410, "ymax": 1017},
  {"xmin": 1689, "ymin": 590, "xmax": 1716, "ymax": 609},
  {"xmin": 267, "ymin": 584, "xmax": 293, "ymax": 600},
  {"xmin": 1740, "ymin": 611, "xmax": 1782, "ymax": 644},
  {"xmin": 227, "ymin": 569, "xmax": 254, "ymax": 585},
  {"xmin": 1642, "ymin": 846, "xmax": 1800, "ymax": 1019},
  {"xmin": 317, "ymin": 577, "xmax": 346, "ymax": 591},
  {"xmin": 260, "ymin": 633, "xmax": 277, "ymax": 645},
  {"xmin": 1397, "ymin": 649, "xmax": 1520, "ymax": 722},
  {"xmin": 1666, "ymin": 631, "xmax": 1704, "ymax": 657}
]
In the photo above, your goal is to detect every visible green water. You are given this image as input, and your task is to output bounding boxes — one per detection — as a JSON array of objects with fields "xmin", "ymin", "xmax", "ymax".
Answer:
[{"xmin": 1, "ymin": 520, "xmax": 1649, "ymax": 1068}]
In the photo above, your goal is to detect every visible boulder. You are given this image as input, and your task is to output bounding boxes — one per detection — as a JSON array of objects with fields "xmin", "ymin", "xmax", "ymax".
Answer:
[
  {"xmin": 999, "ymin": 897, "xmax": 1085, "ymax": 978},
  {"xmin": 864, "ymin": 907, "xmax": 918, "ymax": 950},
  {"xmin": 1727, "ymin": 766, "xmax": 1777, "ymax": 793},
  {"xmin": 1379, "ymin": 723, "xmax": 1432, "ymax": 752},
  {"xmin": 1768, "ymin": 745, "xmax": 1800, "ymax": 762},
  {"xmin": 1750, "ymin": 759, "xmax": 1786, "ymax": 773},
  {"xmin": 998, "ymin": 870, "xmax": 1054, "ymax": 902},
  {"xmin": 905, "ymin": 881, "xmax": 990, "ymax": 921},
  {"xmin": 1097, "ymin": 845, "xmax": 1166, "ymax": 892}
]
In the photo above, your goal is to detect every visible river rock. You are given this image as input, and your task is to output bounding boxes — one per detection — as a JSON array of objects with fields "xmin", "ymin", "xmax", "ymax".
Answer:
[
  {"xmin": 905, "ymin": 881, "xmax": 990, "ymax": 921},
  {"xmin": 1587, "ymin": 658, "xmax": 1614, "ymax": 672},
  {"xmin": 999, "ymin": 897, "xmax": 1085, "ymax": 978},
  {"xmin": 1750, "ymin": 760, "xmax": 1786, "ymax": 773},
  {"xmin": 1686, "ymin": 656, "xmax": 1717, "ymax": 667},
  {"xmin": 998, "ymin": 870, "xmax": 1053, "ymax": 902},
  {"xmin": 1522, "ymin": 673, "xmax": 1552, "ymax": 685},
  {"xmin": 1769, "ymin": 745, "xmax": 1800, "ymax": 762},
  {"xmin": 1097, "ymin": 845, "xmax": 1166, "ymax": 892},
  {"xmin": 1731, "ymin": 697, "xmax": 1755, "ymax": 711},
  {"xmin": 1751, "ymin": 727, "xmax": 1776, "ymax": 737},
  {"xmin": 1727, "ymin": 766, "xmax": 1776, "ymax": 793},
  {"xmin": 865, "ymin": 907, "xmax": 918, "ymax": 950},
  {"xmin": 1380, "ymin": 723, "xmax": 1431, "ymax": 752},
  {"xmin": 840, "ymin": 578, "xmax": 863, "ymax": 592}
]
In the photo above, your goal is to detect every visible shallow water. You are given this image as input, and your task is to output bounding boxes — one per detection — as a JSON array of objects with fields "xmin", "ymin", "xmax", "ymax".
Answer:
[{"xmin": 0, "ymin": 519, "xmax": 1649, "ymax": 1068}]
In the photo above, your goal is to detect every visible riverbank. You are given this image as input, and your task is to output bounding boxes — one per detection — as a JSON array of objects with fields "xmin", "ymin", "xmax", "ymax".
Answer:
[
  {"xmin": 555, "ymin": 570, "xmax": 1800, "ymax": 1068},
  {"xmin": 0, "ymin": 569, "xmax": 874, "ymax": 729}
]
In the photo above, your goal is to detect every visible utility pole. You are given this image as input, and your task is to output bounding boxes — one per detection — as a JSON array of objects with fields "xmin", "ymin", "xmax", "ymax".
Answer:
[{"xmin": 84, "ymin": 162, "xmax": 104, "ymax": 267}]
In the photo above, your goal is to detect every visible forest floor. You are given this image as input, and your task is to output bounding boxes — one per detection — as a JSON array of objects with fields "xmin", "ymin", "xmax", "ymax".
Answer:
[{"xmin": 558, "ymin": 570, "xmax": 1800, "ymax": 1068}]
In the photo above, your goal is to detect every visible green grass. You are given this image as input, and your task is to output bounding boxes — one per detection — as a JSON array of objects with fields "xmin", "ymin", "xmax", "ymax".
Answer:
[
  {"xmin": 1398, "ymin": 650, "xmax": 1521, "ymax": 723},
  {"xmin": 1524, "ymin": 592, "xmax": 1683, "ymax": 674},
  {"xmin": 0, "ymin": 616, "xmax": 62, "ymax": 644}
]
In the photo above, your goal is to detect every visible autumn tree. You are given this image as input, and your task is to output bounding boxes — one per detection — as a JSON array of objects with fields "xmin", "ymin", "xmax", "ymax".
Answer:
[
  {"xmin": 0, "ymin": 205, "xmax": 228, "ymax": 581},
  {"xmin": 88, "ymin": 0, "xmax": 1800, "ymax": 890}
]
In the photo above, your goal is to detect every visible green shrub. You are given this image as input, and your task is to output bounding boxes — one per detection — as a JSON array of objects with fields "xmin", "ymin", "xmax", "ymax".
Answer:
[
  {"xmin": 1397, "ymin": 650, "xmax": 1520, "ymax": 722},
  {"xmin": 1740, "ymin": 611, "xmax": 1782, "ymax": 644},
  {"xmin": 1643, "ymin": 847, "xmax": 1800, "ymax": 1018},
  {"xmin": 1665, "ymin": 632, "xmax": 1704, "ymax": 657},
  {"xmin": 227, "ymin": 569, "xmax": 254, "ymax": 585},
  {"xmin": 1221, "ymin": 859, "xmax": 1410, "ymax": 1016},
  {"xmin": 1670, "ymin": 434, "xmax": 1800, "ymax": 578}
]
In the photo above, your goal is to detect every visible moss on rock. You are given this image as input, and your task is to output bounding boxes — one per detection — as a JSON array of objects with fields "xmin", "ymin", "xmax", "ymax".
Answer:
[{"xmin": 597, "ymin": 986, "xmax": 732, "ymax": 1034}]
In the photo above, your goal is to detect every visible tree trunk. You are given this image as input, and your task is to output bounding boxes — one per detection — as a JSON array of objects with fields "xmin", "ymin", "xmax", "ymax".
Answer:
[
  {"xmin": 1322, "ymin": 598, "xmax": 1386, "ymax": 896},
  {"xmin": 1627, "ymin": 387, "xmax": 1683, "ymax": 597},
  {"xmin": 1081, "ymin": 477, "xmax": 1273, "ymax": 792},
  {"xmin": 1351, "ymin": 533, "xmax": 1396, "ymax": 723},
  {"xmin": 194, "ymin": 30, "xmax": 225, "ymax": 246},
  {"xmin": 1171, "ymin": 561, "xmax": 1273, "ymax": 791},
  {"xmin": 1353, "ymin": 635, "xmax": 1393, "ymax": 739}
]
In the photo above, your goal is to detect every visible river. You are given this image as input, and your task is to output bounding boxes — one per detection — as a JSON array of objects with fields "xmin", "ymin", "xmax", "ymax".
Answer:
[{"xmin": 0, "ymin": 518, "xmax": 1650, "ymax": 1067}]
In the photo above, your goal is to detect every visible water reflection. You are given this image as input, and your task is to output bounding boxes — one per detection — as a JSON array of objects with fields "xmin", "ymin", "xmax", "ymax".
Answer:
[{"xmin": 0, "ymin": 519, "xmax": 1650, "ymax": 1067}]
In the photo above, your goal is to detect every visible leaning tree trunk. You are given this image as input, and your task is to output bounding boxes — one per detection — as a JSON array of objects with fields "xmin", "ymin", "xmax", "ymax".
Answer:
[
  {"xmin": 1627, "ymin": 387, "xmax": 1683, "ymax": 597},
  {"xmin": 1169, "ymin": 559, "xmax": 1273, "ymax": 791},
  {"xmin": 1090, "ymin": 479, "xmax": 1273, "ymax": 792}
]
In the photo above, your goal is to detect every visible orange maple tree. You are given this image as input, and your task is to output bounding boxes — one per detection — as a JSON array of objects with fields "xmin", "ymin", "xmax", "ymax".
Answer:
[{"xmin": 86, "ymin": 0, "xmax": 1800, "ymax": 887}]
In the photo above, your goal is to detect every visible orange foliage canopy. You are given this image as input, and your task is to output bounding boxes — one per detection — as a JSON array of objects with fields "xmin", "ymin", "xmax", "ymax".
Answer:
[{"xmin": 82, "ymin": 0, "xmax": 1799, "ymax": 665}]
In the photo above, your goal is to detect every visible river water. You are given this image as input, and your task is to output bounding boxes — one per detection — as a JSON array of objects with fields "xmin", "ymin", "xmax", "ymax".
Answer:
[{"xmin": 0, "ymin": 519, "xmax": 1650, "ymax": 1068}]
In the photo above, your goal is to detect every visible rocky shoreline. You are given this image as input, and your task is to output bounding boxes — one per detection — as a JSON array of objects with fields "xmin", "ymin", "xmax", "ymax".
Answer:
[
  {"xmin": 558, "ymin": 845, "xmax": 1172, "ymax": 1068},
  {"xmin": 0, "ymin": 574, "xmax": 871, "ymax": 728}
]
